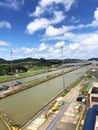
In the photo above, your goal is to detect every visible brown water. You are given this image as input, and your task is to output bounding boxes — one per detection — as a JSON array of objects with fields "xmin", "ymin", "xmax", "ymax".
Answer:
[{"xmin": 0, "ymin": 66, "xmax": 89, "ymax": 130}]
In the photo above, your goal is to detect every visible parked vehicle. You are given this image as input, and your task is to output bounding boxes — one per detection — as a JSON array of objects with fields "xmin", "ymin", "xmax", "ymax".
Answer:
[
  {"xmin": 3, "ymin": 85, "xmax": 9, "ymax": 90},
  {"xmin": 0, "ymin": 85, "xmax": 9, "ymax": 90},
  {"xmin": 14, "ymin": 81, "xmax": 22, "ymax": 86},
  {"xmin": 58, "ymin": 101, "xmax": 65, "ymax": 106},
  {"xmin": 7, "ymin": 72, "xmax": 14, "ymax": 75}
]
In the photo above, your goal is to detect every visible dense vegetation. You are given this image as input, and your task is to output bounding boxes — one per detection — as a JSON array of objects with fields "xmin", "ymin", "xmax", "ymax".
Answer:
[
  {"xmin": 0, "ymin": 57, "xmax": 92, "ymax": 76},
  {"xmin": 0, "ymin": 57, "xmax": 85, "ymax": 65},
  {"xmin": 0, "ymin": 64, "xmax": 28, "ymax": 75},
  {"xmin": 88, "ymin": 58, "xmax": 98, "ymax": 61}
]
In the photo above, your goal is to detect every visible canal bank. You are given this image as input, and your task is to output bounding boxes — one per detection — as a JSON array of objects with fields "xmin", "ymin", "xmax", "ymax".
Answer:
[
  {"xmin": 0, "ymin": 66, "xmax": 89, "ymax": 130},
  {"xmin": 0, "ymin": 67, "xmax": 78, "ymax": 99}
]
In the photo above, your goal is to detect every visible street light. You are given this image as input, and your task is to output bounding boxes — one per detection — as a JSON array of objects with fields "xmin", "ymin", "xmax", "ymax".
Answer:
[
  {"xmin": 61, "ymin": 45, "xmax": 65, "ymax": 91},
  {"xmin": 10, "ymin": 51, "xmax": 13, "ymax": 73}
]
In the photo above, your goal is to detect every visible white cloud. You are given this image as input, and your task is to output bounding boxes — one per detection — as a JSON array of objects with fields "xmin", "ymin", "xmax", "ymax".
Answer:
[
  {"xmin": 26, "ymin": 18, "xmax": 49, "ymax": 34},
  {"xmin": 47, "ymin": 32, "xmax": 98, "ymax": 59},
  {"xmin": 13, "ymin": 47, "xmax": 34, "ymax": 54},
  {"xmin": 0, "ymin": 48, "xmax": 6, "ymax": 51},
  {"xmin": 66, "ymin": 33, "xmax": 98, "ymax": 59},
  {"xmin": 0, "ymin": 21, "xmax": 11, "ymax": 29},
  {"xmin": 92, "ymin": 8, "xmax": 98, "ymax": 26},
  {"xmin": 39, "ymin": 0, "xmax": 61, "ymax": 7},
  {"xmin": 8, "ymin": 31, "xmax": 98, "ymax": 60},
  {"xmin": 55, "ymin": 41, "xmax": 65, "ymax": 48},
  {"xmin": 30, "ymin": 6, "xmax": 42, "ymax": 17},
  {"xmin": 45, "ymin": 25, "xmax": 67, "ymax": 37},
  {"xmin": 4, "ymin": 32, "xmax": 98, "ymax": 59},
  {"xmin": 51, "ymin": 11, "xmax": 65, "ymax": 24},
  {"xmin": 82, "ymin": 34, "xmax": 98, "ymax": 46},
  {"xmin": 44, "ymin": 24, "xmax": 90, "ymax": 41},
  {"xmin": 64, "ymin": 32, "xmax": 75, "ymax": 39},
  {"xmin": 0, "ymin": 0, "xmax": 24, "ymax": 10},
  {"xmin": 0, "ymin": 41, "xmax": 9, "ymax": 46},
  {"xmin": 69, "ymin": 16, "xmax": 79, "ymax": 23},
  {"xmin": 94, "ymin": 8, "xmax": 98, "ymax": 21},
  {"xmin": 67, "ymin": 8, "xmax": 98, "ymax": 28},
  {"xmin": 44, "ymin": 27, "xmax": 75, "ymax": 41},
  {"xmin": 33, "ymin": 0, "xmax": 75, "ymax": 17},
  {"xmin": 26, "ymin": 11, "xmax": 65, "ymax": 34},
  {"xmin": 38, "ymin": 43, "xmax": 47, "ymax": 51},
  {"xmin": 69, "ymin": 43, "xmax": 79, "ymax": 50},
  {"xmin": 21, "ymin": 47, "xmax": 34, "ymax": 53},
  {"xmin": 63, "ymin": 0, "xmax": 76, "ymax": 11}
]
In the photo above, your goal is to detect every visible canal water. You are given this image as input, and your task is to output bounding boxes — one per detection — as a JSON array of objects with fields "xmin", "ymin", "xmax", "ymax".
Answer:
[{"xmin": 0, "ymin": 66, "xmax": 89, "ymax": 130}]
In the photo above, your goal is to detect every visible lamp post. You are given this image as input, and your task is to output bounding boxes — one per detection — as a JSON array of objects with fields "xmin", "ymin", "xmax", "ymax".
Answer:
[
  {"xmin": 61, "ymin": 46, "xmax": 65, "ymax": 91},
  {"xmin": 10, "ymin": 51, "xmax": 13, "ymax": 73},
  {"xmin": 10, "ymin": 51, "xmax": 14, "ymax": 88}
]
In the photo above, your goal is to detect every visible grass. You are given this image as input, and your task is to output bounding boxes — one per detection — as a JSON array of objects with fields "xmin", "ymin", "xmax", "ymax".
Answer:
[
  {"xmin": 61, "ymin": 76, "xmax": 90, "ymax": 97},
  {"xmin": 80, "ymin": 81, "xmax": 90, "ymax": 95},
  {"xmin": 0, "ymin": 75, "xmax": 17, "ymax": 83},
  {"xmin": 0, "ymin": 66, "xmax": 58, "ymax": 83},
  {"xmin": 61, "ymin": 76, "xmax": 85, "ymax": 97},
  {"xmin": 61, "ymin": 91, "xmax": 68, "ymax": 97},
  {"xmin": 0, "ymin": 67, "xmax": 46, "ymax": 83},
  {"xmin": 71, "ymin": 76, "xmax": 84, "ymax": 88}
]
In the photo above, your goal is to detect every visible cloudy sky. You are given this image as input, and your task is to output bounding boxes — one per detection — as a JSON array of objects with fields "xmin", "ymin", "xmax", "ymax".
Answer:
[{"xmin": 0, "ymin": 0, "xmax": 98, "ymax": 60}]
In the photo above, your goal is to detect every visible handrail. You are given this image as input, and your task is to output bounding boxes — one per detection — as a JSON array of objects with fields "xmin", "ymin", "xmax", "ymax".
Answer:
[{"xmin": 76, "ymin": 107, "xmax": 85, "ymax": 130}]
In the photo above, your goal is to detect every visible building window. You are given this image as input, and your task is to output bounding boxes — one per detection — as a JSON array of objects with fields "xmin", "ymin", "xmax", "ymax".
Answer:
[{"xmin": 92, "ymin": 97, "xmax": 98, "ymax": 102}]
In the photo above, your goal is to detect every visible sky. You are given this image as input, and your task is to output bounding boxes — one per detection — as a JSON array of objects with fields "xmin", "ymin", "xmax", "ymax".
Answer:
[{"xmin": 0, "ymin": 0, "xmax": 98, "ymax": 60}]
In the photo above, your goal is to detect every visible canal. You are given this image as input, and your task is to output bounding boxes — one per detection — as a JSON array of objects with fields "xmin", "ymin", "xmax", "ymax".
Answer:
[{"xmin": 0, "ymin": 66, "xmax": 89, "ymax": 130}]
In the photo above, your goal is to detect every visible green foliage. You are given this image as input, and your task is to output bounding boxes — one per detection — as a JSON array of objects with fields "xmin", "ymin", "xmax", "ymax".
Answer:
[
  {"xmin": 81, "ymin": 82, "xmax": 89, "ymax": 95},
  {"xmin": 0, "ymin": 57, "xmax": 88, "ymax": 66},
  {"xmin": 0, "ymin": 64, "xmax": 28, "ymax": 75},
  {"xmin": 0, "ymin": 58, "xmax": 9, "ymax": 64},
  {"xmin": 88, "ymin": 58, "xmax": 98, "ymax": 61},
  {"xmin": 71, "ymin": 76, "xmax": 84, "ymax": 88}
]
